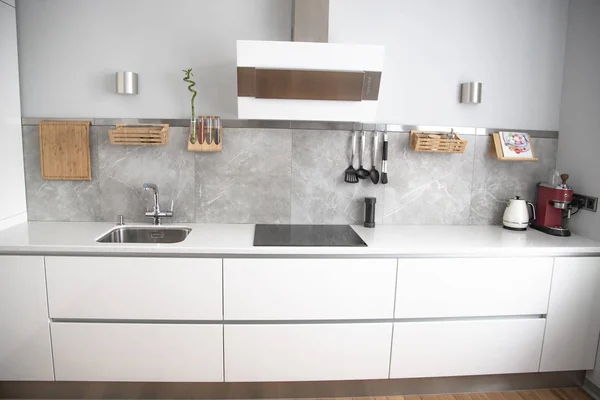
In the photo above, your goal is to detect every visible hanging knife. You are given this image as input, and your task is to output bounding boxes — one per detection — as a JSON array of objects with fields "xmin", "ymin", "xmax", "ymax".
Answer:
[{"xmin": 381, "ymin": 129, "xmax": 389, "ymax": 184}]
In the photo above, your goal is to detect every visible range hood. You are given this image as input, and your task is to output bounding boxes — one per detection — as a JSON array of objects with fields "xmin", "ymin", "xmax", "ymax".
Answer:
[
  {"xmin": 236, "ymin": 1, "xmax": 384, "ymax": 122},
  {"xmin": 237, "ymin": 41, "xmax": 384, "ymax": 122}
]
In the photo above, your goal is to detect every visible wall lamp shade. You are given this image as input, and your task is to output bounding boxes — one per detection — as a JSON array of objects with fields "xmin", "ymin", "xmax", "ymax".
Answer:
[
  {"xmin": 460, "ymin": 81, "xmax": 482, "ymax": 104},
  {"xmin": 116, "ymin": 71, "xmax": 138, "ymax": 94}
]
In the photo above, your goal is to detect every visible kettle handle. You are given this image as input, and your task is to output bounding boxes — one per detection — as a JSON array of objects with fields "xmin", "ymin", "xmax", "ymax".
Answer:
[{"xmin": 527, "ymin": 201, "xmax": 536, "ymax": 223}]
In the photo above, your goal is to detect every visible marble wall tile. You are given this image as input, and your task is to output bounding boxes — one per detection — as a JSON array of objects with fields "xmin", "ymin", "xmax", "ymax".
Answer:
[
  {"xmin": 97, "ymin": 127, "xmax": 196, "ymax": 223},
  {"xmin": 383, "ymin": 133, "xmax": 475, "ymax": 225},
  {"xmin": 469, "ymin": 136, "xmax": 558, "ymax": 225},
  {"xmin": 22, "ymin": 124, "xmax": 560, "ymax": 226},
  {"xmin": 23, "ymin": 125, "xmax": 101, "ymax": 221},
  {"xmin": 291, "ymin": 130, "xmax": 384, "ymax": 225},
  {"xmin": 195, "ymin": 128, "xmax": 292, "ymax": 223}
]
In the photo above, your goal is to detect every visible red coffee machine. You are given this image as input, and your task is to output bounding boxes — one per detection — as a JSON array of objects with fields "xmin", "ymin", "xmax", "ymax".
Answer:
[{"xmin": 532, "ymin": 174, "xmax": 574, "ymax": 237}]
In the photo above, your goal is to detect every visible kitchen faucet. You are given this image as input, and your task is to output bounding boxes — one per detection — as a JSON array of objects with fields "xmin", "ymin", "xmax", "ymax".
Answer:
[{"xmin": 143, "ymin": 183, "xmax": 173, "ymax": 225}]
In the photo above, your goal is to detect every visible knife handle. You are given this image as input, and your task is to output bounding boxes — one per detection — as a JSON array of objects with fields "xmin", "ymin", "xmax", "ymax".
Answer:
[{"xmin": 381, "ymin": 134, "xmax": 389, "ymax": 184}]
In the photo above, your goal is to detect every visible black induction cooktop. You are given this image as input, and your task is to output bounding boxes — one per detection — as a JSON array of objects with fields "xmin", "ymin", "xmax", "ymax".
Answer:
[{"xmin": 253, "ymin": 224, "xmax": 367, "ymax": 247}]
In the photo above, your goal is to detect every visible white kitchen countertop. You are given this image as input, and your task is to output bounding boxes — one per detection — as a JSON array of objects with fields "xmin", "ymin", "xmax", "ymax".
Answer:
[{"xmin": 0, "ymin": 222, "xmax": 599, "ymax": 258}]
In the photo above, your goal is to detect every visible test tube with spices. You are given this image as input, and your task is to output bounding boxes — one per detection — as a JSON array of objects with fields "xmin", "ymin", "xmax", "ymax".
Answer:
[
  {"xmin": 204, "ymin": 116, "xmax": 212, "ymax": 145},
  {"xmin": 213, "ymin": 117, "xmax": 221, "ymax": 145},
  {"xmin": 197, "ymin": 117, "xmax": 204, "ymax": 144}
]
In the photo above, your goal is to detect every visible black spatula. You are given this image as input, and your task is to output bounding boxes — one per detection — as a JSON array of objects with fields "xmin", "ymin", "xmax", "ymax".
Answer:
[{"xmin": 344, "ymin": 131, "xmax": 359, "ymax": 183}]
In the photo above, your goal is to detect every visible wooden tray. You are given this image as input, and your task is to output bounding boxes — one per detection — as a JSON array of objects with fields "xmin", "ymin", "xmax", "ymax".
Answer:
[
  {"xmin": 40, "ymin": 121, "xmax": 91, "ymax": 180},
  {"xmin": 410, "ymin": 130, "xmax": 468, "ymax": 153},
  {"xmin": 188, "ymin": 127, "xmax": 223, "ymax": 152},
  {"xmin": 109, "ymin": 124, "xmax": 169, "ymax": 145},
  {"xmin": 489, "ymin": 132, "xmax": 538, "ymax": 161}
]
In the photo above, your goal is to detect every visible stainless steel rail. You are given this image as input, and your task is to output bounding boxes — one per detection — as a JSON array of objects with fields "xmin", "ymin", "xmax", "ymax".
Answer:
[{"xmin": 21, "ymin": 118, "xmax": 559, "ymax": 138}]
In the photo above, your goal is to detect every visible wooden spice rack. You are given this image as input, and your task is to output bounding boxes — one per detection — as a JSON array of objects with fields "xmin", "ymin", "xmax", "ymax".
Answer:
[
  {"xmin": 489, "ymin": 132, "xmax": 538, "ymax": 161},
  {"xmin": 187, "ymin": 128, "xmax": 223, "ymax": 152},
  {"xmin": 108, "ymin": 124, "xmax": 169, "ymax": 146},
  {"xmin": 410, "ymin": 130, "xmax": 468, "ymax": 154},
  {"xmin": 188, "ymin": 118, "xmax": 223, "ymax": 152}
]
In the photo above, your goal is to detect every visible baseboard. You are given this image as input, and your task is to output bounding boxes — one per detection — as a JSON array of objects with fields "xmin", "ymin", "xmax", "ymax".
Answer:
[
  {"xmin": 0, "ymin": 372, "xmax": 586, "ymax": 399},
  {"xmin": 584, "ymin": 378, "xmax": 600, "ymax": 400}
]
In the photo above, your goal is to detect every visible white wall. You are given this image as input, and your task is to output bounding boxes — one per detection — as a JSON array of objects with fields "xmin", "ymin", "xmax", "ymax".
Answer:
[
  {"xmin": 558, "ymin": 0, "xmax": 600, "ymax": 243},
  {"xmin": 329, "ymin": 0, "xmax": 569, "ymax": 130},
  {"xmin": 556, "ymin": 0, "xmax": 600, "ymax": 386},
  {"xmin": 0, "ymin": 1, "xmax": 27, "ymax": 229},
  {"xmin": 16, "ymin": 0, "xmax": 292, "ymax": 119}
]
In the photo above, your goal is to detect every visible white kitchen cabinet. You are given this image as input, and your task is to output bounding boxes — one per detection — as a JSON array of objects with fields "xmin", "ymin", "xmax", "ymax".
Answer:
[
  {"xmin": 51, "ymin": 322, "xmax": 223, "ymax": 382},
  {"xmin": 390, "ymin": 318, "xmax": 545, "ymax": 379},
  {"xmin": 395, "ymin": 258, "xmax": 553, "ymax": 318},
  {"xmin": 45, "ymin": 256, "xmax": 222, "ymax": 320},
  {"xmin": 540, "ymin": 257, "xmax": 600, "ymax": 372},
  {"xmin": 0, "ymin": 1, "xmax": 27, "ymax": 228},
  {"xmin": 224, "ymin": 258, "xmax": 396, "ymax": 320},
  {"xmin": 224, "ymin": 323, "xmax": 392, "ymax": 382},
  {"xmin": 0, "ymin": 256, "xmax": 54, "ymax": 381},
  {"xmin": 2, "ymin": 1, "xmax": 15, "ymax": 7}
]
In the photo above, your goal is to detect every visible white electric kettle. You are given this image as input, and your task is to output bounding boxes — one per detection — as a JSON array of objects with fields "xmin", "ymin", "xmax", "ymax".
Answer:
[{"xmin": 503, "ymin": 196, "xmax": 536, "ymax": 231}]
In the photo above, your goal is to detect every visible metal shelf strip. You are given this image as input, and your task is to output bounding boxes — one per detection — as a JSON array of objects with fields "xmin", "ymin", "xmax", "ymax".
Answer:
[{"xmin": 21, "ymin": 118, "xmax": 559, "ymax": 138}]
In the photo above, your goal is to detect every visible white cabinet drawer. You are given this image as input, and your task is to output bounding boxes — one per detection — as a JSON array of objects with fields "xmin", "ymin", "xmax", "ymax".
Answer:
[
  {"xmin": 540, "ymin": 257, "xmax": 600, "ymax": 372},
  {"xmin": 395, "ymin": 258, "xmax": 553, "ymax": 318},
  {"xmin": 224, "ymin": 258, "xmax": 396, "ymax": 320},
  {"xmin": 46, "ymin": 256, "xmax": 222, "ymax": 320},
  {"xmin": 51, "ymin": 323, "xmax": 223, "ymax": 382},
  {"xmin": 224, "ymin": 323, "xmax": 392, "ymax": 382},
  {"xmin": 390, "ymin": 318, "xmax": 545, "ymax": 379},
  {"xmin": 0, "ymin": 256, "xmax": 54, "ymax": 381}
]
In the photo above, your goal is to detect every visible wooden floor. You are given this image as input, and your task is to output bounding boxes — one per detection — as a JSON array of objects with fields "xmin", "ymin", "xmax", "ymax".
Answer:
[{"xmin": 370, "ymin": 388, "xmax": 592, "ymax": 400}]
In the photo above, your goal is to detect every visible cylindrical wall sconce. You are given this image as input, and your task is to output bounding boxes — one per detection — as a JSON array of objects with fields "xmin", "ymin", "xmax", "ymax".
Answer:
[
  {"xmin": 116, "ymin": 71, "xmax": 138, "ymax": 95},
  {"xmin": 460, "ymin": 82, "xmax": 482, "ymax": 104}
]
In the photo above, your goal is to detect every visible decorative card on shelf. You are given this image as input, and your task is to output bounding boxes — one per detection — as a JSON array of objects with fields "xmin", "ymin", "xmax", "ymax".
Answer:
[{"xmin": 498, "ymin": 131, "xmax": 534, "ymax": 158}]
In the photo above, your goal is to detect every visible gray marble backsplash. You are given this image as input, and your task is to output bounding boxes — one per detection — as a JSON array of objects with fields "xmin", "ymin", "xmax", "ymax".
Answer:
[{"xmin": 22, "ymin": 126, "xmax": 558, "ymax": 225}]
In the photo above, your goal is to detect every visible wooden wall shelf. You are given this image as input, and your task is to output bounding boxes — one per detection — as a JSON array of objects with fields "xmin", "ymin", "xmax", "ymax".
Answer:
[
  {"xmin": 108, "ymin": 124, "xmax": 169, "ymax": 146},
  {"xmin": 410, "ymin": 130, "xmax": 468, "ymax": 154},
  {"xmin": 489, "ymin": 133, "xmax": 539, "ymax": 161}
]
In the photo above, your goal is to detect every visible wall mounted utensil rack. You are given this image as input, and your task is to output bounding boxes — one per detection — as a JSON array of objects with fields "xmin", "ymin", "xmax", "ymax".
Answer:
[
  {"xmin": 21, "ymin": 118, "xmax": 559, "ymax": 139},
  {"xmin": 108, "ymin": 124, "xmax": 169, "ymax": 146}
]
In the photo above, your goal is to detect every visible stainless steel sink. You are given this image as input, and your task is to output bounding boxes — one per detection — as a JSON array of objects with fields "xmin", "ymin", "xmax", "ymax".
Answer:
[{"xmin": 97, "ymin": 226, "xmax": 192, "ymax": 244}]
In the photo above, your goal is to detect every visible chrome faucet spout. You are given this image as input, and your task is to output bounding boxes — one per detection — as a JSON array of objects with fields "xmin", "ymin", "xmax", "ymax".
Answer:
[
  {"xmin": 143, "ymin": 183, "xmax": 160, "ymax": 213},
  {"xmin": 143, "ymin": 183, "xmax": 158, "ymax": 193},
  {"xmin": 143, "ymin": 183, "xmax": 173, "ymax": 225}
]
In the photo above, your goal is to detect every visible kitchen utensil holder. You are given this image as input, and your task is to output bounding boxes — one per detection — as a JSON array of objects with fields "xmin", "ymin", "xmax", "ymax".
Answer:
[
  {"xmin": 410, "ymin": 130, "xmax": 468, "ymax": 154},
  {"xmin": 489, "ymin": 132, "xmax": 539, "ymax": 161},
  {"xmin": 188, "ymin": 117, "xmax": 223, "ymax": 152},
  {"xmin": 109, "ymin": 124, "xmax": 169, "ymax": 146}
]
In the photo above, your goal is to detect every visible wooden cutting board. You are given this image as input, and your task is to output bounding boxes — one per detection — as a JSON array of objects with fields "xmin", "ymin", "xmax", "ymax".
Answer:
[{"xmin": 39, "ymin": 121, "xmax": 91, "ymax": 180}]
